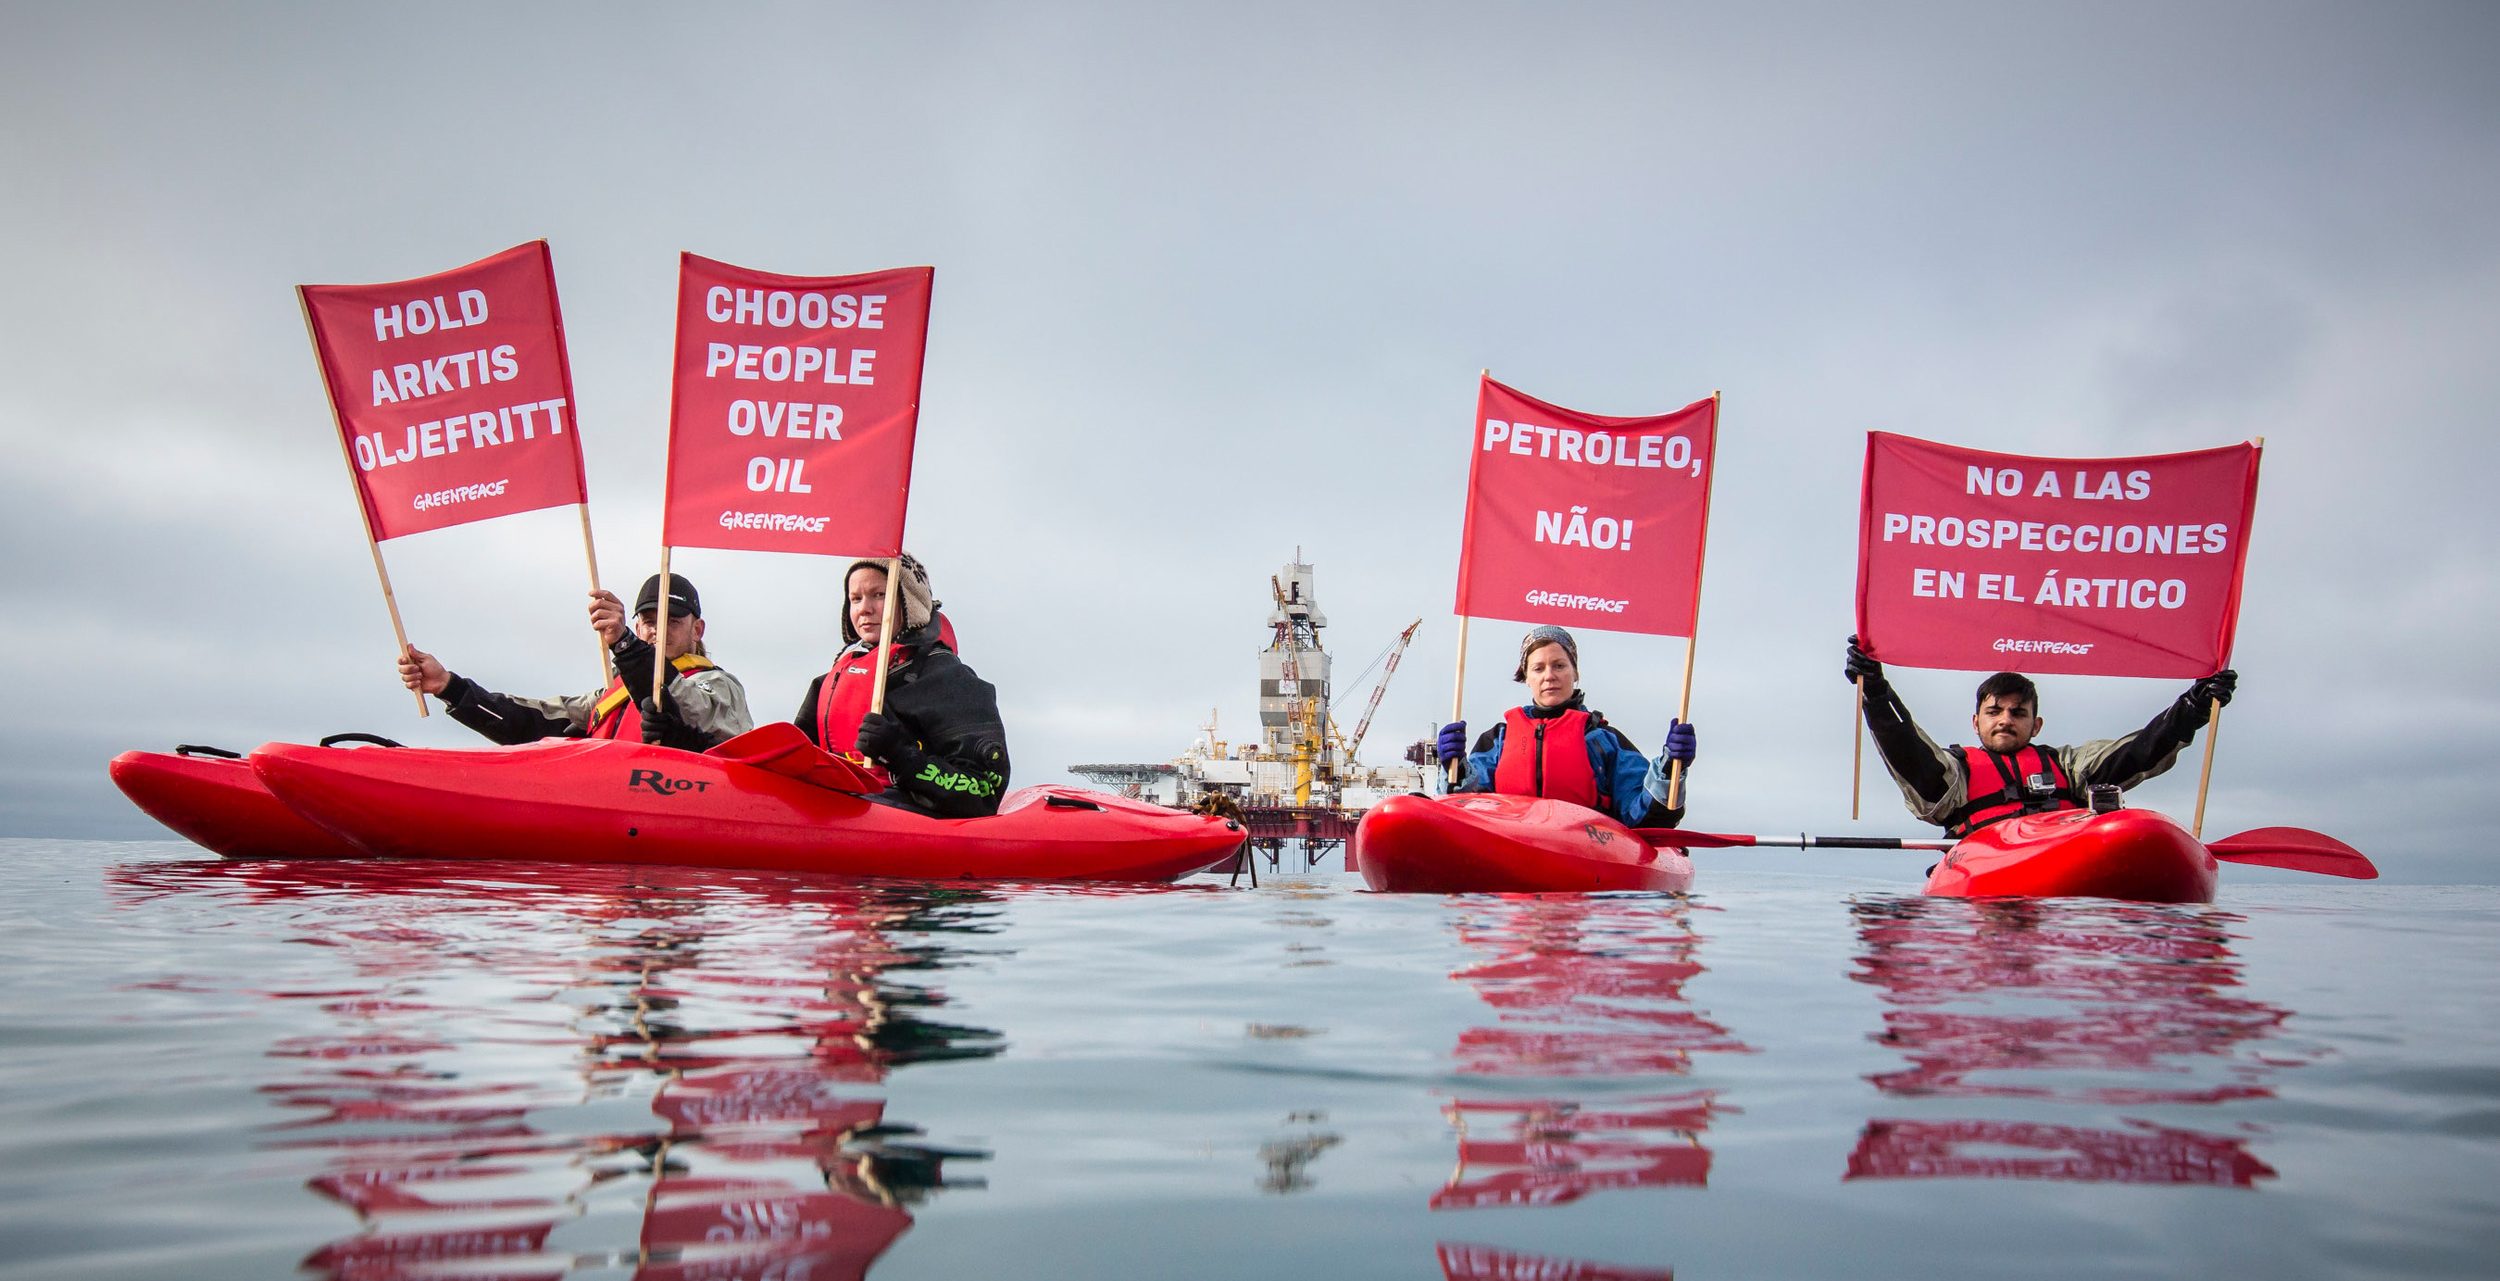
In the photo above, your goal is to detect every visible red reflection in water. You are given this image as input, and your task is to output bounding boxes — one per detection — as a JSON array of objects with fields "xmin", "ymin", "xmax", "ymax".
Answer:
[
  {"xmin": 1845, "ymin": 897, "xmax": 2306, "ymax": 1187},
  {"xmin": 109, "ymin": 858, "xmax": 1005, "ymax": 1280},
  {"xmin": 1437, "ymin": 1240, "xmax": 1675, "ymax": 1280},
  {"xmin": 1427, "ymin": 896, "xmax": 1746, "ymax": 1277}
]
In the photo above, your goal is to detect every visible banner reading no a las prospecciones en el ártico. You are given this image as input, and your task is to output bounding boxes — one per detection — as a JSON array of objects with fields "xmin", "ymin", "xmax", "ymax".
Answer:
[
  {"xmin": 300, "ymin": 241, "xmax": 589, "ymax": 541},
  {"xmin": 1454, "ymin": 376, "xmax": 1717, "ymax": 638},
  {"xmin": 1855, "ymin": 432, "xmax": 2261, "ymax": 678},
  {"xmin": 662, "ymin": 255, "xmax": 933, "ymax": 558}
]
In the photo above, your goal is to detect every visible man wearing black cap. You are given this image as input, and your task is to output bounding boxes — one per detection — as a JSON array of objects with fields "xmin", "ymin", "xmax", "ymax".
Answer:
[{"xmin": 398, "ymin": 574, "xmax": 753, "ymax": 750}]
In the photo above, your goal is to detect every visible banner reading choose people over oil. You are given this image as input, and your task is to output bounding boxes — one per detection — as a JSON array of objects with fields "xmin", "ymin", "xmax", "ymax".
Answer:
[{"xmin": 661, "ymin": 255, "xmax": 933, "ymax": 559}]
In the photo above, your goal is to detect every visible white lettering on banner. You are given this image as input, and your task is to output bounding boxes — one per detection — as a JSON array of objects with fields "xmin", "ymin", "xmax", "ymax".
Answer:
[
  {"xmin": 1964, "ymin": 466, "xmax": 2154, "ymax": 501},
  {"xmin": 1481, "ymin": 419, "xmax": 1702, "ymax": 477},
  {"xmin": 1532, "ymin": 507, "xmax": 1635, "ymax": 551},
  {"xmin": 702, "ymin": 287, "xmax": 887, "ymax": 330},
  {"xmin": 1993, "ymin": 638, "xmax": 2098, "ymax": 655},
  {"xmin": 349, "ymin": 398, "xmax": 569, "ymax": 471},
  {"xmin": 369, "ymin": 345, "xmax": 521, "ymax": 406},
  {"xmin": 1522, "ymin": 588, "xmax": 1630, "ymax": 614},
  {"xmin": 1879, "ymin": 513, "xmax": 2230, "ymax": 555},
  {"xmin": 1907, "ymin": 566, "xmax": 2192, "ymax": 612},
  {"xmin": 373, "ymin": 290, "xmax": 490, "ymax": 341},
  {"xmin": 725, "ymin": 400, "xmax": 844, "ymax": 439},
  {"xmin": 703, "ymin": 343, "xmax": 878, "ymax": 385},
  {"xmin": 409, "ymin": 479, "xmax": 510, "ymax": 513},
  {"xmin": 717, "ymin": 510, "xmax": 832, "ymax": 534},
  {"xmin": 744, "ymin": 457, "xmax": 813, "ymax": 493}
]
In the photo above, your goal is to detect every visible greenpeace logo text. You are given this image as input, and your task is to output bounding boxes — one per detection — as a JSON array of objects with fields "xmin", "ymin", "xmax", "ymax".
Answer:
[
  {"xmin": 1992, "ymin": 638, "xmax": 2096, "ymax": 655},
  {"xmin": 627, "ymin": 768, "xmax": 713, "ymax": 795},
  {"xmin": 1524, "ymin": 588, "xmax": 1629, "ymax": 614}
]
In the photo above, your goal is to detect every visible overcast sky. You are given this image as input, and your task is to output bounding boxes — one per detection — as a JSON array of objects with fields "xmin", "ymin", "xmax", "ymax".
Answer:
[{"xmin": 6, "ymin": 3, "xmax": 2494, "ymax": 882}]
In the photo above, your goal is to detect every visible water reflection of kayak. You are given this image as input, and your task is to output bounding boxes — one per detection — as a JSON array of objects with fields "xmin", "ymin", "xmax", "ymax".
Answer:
[
  {"xmin": 1353, "ymin": 793, "xmax": 1696, "ymax": 893},
  {"xmin": 1925, "ymin": 809, "xmax": 2218, "ymax": 903},
  {"xmin": 117, "ymin": 732, "xmax": 1245, "ymax": 883}
]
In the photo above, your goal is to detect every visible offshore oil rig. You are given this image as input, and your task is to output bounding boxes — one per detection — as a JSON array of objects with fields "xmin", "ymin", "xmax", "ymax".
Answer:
[{"xmin": 1071, "ymin": 556, "xmax": 1432, "ymax": 867}]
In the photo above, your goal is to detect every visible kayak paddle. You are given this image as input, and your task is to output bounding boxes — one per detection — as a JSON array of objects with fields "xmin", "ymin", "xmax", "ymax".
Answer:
[{"xmin": 1637, "ymin": 825, "xmax": 2378, "ymax": 879}]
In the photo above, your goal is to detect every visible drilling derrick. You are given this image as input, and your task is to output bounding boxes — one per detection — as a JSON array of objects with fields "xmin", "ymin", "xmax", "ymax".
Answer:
[{"xmin": 1262, "ymin": 561, "xmax": 1331, "ymax": 806}]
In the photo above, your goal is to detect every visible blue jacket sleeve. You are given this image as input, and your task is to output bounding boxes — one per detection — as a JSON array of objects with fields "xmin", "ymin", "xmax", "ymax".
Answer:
[{"xmin": 1588, "ymin": 731, "xmax": 1656, "ymax": 826}]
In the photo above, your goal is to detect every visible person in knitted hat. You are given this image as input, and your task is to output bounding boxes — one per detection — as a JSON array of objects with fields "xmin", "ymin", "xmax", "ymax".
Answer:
[
  {"xmin": 1433, "ymin": 624, "xmax": 1698, "ymax": 827},
  {"xmin": 397, "ymin": 574, "xmax": 753, "ymax": 751},
  {"xmin": 792, "ymin": 552, "xmax": 1010, "ymax": 818}
]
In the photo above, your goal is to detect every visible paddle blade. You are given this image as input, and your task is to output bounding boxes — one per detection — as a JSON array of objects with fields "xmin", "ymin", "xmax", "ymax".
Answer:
[
  {"xmin": 1633, "ymin": 828, "xmax": 1761, "ymax": 850},
  {"xmin": 705, "ymin": 723, "xmax": 882, "ymax": 795},
  {"xmin": 2208, "ymin": 827, "xmax": 2379, "ymax": 879}
]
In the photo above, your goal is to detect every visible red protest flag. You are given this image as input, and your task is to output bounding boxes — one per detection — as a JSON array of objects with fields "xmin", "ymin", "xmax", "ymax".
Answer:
[
  {"xmin": 299, "ymin": 242, "xmax": 590, "ymax": 542},
  {"xmin": 1453, "ymin": 376, "xmax": 1718, "ymax": 639},
  {"xmin": 661, "ymin": 255, "xmax": 934, "ymax": 558},
  {"xmin": 1853, "ymin": 433, "xmax": 2262, "ymax": 678}
]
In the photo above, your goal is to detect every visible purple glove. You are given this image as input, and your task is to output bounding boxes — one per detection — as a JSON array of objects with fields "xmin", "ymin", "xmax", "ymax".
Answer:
[
  {"xmin": 1662, "ymin": 719, "xmax": 1697, "ymax": 765},
  {"xmin": 1436, "ymin": 721, "xmax": 1469, "ymax": 766}
]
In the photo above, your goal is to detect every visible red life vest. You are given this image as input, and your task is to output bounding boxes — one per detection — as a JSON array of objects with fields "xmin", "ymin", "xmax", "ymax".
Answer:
[
  {"xmin": 586, "ymin": 654, "xmax": 720, "ymax": 740},
  {"xmin": 1491, "ymin": 706, "xmax": 1607, "ymax": 810},
  {"xmin": 812, "ymin": 644, "xmax": 919, "ymax": 788},
  {"xmin": 1948, "ymin": 744, "xmax": 2081, "ymax": 835}
]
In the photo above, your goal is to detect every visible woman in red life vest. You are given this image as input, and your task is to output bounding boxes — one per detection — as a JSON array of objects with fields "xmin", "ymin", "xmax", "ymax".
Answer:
[
  {"xmin": 790, "ymin": 553, "xmax": 1010, "ymax": 818},
  {"xmin": 1433, "ymin": 625, "xmax": 1697, "ymax": 828},
  {"xmin": 1844, "ymin": 635, "xmax": 2238, "ymax": 836},
  {"xmin": 398, "ymin": 574, "xmax": 753, "ymax": 751}
]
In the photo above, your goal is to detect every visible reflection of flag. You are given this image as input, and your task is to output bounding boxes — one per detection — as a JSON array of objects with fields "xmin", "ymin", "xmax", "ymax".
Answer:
[
  {"xmin": 1454, "ymin": 376, "xmax": 1716, "ymax": 637},
  {"xmin": 1844, "ymin": 1118, "xmax": 2275, "ymax": 1187},
  {"xmin": 1855, "ymin": 433, "xmax": 2260, "ymax": 677},
  {"xmin": 663, "ymin": 255, "xmax": 933, "ymax": 557},
  {"xmin": 300, "ymin": 241, "xmax": 589, "ymax": 541},
  {"xmin": 1437, "ymin": 1240, "xmax": 1675, "ymax": 1280}
]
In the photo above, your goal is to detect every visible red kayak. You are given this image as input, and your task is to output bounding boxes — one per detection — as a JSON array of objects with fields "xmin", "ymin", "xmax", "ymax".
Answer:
[
  {"xmin": 1924, "ymin": 808, "xmax": 2219, "ymax": 903},
  {"xmin": 247, "ymin": 731, "xmax": 1245, "ymax": 883},
  {"xmin": 1354, "ymin": 793, "xmax": 1696, "ymax": 893},
  {"xmin": 109, "ymin": 747, "xmax": 361, "ymax": 859}
]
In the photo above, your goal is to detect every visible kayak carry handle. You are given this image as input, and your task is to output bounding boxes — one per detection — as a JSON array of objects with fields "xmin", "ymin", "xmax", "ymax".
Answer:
[
  {"xmin": 318, "ymin": 733, "xmax": 405, "ymax": 749},
  {"xmin": 1044, "ymin": 794, "xmax": 1106, "ymax": 811},
  {"xmin": 174, "ymin": 744, "xmax": 242, "ymax": 759}
]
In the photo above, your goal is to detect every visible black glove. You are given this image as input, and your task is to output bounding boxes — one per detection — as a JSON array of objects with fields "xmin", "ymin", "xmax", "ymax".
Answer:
[
  {"xmin": 2187, "ymin": 669, "xmax": 2237, "ymax": 710},
  {"xmin": 1844, "ymin": 635, "xmax": 1886, "ymax": 688},
  {"xmin": 639, "ymin": 687, "xmax": 683, "ymax": 746},
  {"xmin": 855, "ymin": 711, "xmax": 921, "ymax": 771}
]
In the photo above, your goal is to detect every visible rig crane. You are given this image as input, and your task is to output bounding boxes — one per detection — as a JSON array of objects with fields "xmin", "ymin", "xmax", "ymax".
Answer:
[{"xmin": 1342, "ymin": 618, "xmax": 1422, "ymax": 766}]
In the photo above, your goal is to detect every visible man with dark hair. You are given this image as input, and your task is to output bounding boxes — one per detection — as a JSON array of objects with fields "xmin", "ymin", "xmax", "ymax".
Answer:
[{"xmin": 1845, "ymin": 635, "xmax": 2236, "ymax": 835}]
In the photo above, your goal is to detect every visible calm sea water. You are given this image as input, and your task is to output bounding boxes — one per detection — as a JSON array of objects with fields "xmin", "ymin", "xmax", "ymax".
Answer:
[{"xmin": 2, "ymin": 837, "xmax": 2494, "ymax": 1280}]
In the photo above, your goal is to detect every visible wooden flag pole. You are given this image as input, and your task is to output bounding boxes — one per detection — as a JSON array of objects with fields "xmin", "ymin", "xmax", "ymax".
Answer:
[
  {"xmin": 2190, "ymin": 436, "xmax": 2264, "ymax": 839},
  {"xmin": 580, "ymin": 503, "xmax": 611, "ymax": 686},
  {"xmin": 2191, "ymin": 702, "xmax": 2225, "ymax": 839},
  {"xmin": 1851, "ymin": 679, "xmax": 1865, "ymax": 820},
  {"xmin": 299, "ymin": 287, "xmax": 426, "ymax": 717},
  {"xmin": 869, "ymin": 556, "xmax": 904, "ymax": 715},
  {"xmin": 1446, "ymin": 615, "xmax": 1471, "ymax": 788},
  {"xmin": 1663, "ymin": 390, "xmax": 1722, "ymax": 810},
  {"xmin": 651, "ymin": 546, "xmax": 673, "ymax": 709}
]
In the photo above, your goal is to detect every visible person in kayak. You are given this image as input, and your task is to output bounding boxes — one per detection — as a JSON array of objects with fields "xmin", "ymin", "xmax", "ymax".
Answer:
[
  {"xmin": 1434, "ymin": 624, "xmax": 1697, "ymax": 828},
  {"xmin": 398, "ymin": 573, "xmax": 754, "ymax": 751},
  {"xmin": 1844, "ymin": 634, "xmax": 2237, "ymax": 836},
  {"xmin": 792, "ymin": 552, "xmax": 1010, "ymax": 819}
]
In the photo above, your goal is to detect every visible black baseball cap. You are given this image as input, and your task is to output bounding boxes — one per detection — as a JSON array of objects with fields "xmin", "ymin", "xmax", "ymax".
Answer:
[{"xmin": 634, "ymin": 573, "xmax": 700, "ymax": 619}]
